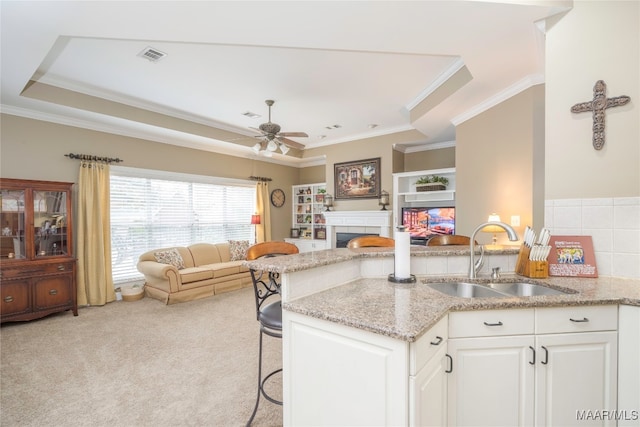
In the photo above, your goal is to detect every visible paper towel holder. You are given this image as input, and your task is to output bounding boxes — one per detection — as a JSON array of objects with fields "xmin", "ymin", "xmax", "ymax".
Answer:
[
  {"xmin": 389, "ymin": 225, "xmax": 416, "ymax": 283},
  {"xmin": 388, "ymin": 273, "xmax": 416, "ymax": 283}
]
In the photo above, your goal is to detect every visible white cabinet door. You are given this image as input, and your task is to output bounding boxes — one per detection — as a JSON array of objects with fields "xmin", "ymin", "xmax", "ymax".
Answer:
[
  {"xmin": 535, "ymin": 331, "xmax": 618, "ymax": 427},
  {"xmin": 618, "ymin": 305, "xmax": 640, "ymax": 427},
  {"xmin": 283, "ymin": 311, "xmax": 408, "ymax": 427},
  {"xmin": 447, "ymin": 335, "xmax": 535, "ymax": 427},
  {"xmin": 411, "ymin": 345, "xmax": 449, "ymax": 427}
]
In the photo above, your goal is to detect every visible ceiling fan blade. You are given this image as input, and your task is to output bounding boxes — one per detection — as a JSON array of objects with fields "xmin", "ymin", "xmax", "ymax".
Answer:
[
  {"xmin": 278, "ymin": 132, "xmax": 308, "ymax": 138},
  {"xmin": 278, "ymin": 137, "xmax": 306, "ymax": 150}
]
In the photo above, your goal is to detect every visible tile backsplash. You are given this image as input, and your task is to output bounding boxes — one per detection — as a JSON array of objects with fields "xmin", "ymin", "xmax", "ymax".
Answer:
[{"xmin": 545, "ymin": 197, "xmax": 640, "ymax": 279}]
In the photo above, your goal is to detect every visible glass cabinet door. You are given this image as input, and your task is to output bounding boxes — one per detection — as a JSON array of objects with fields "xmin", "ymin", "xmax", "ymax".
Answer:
[
  {"xmin": 1, "ymin": 188, "xmax": 26, "ymax": 259},
  {"xmin": 33, "ymin": 190, "xmax": 68, "ymax": 257}
]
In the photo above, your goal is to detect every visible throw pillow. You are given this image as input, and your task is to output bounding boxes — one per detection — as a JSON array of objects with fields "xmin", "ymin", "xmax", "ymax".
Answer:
[
  {"xmin": 229, "ymin": 240, "xmax": 250, "ymax": 261},
  {"xmin": 154, "ymin": 248, "xmax": 185, "ymax": 269}
]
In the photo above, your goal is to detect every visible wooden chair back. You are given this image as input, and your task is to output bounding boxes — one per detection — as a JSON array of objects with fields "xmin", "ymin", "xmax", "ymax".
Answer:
[
  {"xmin": 246, "ymin": 241, "xmax": 299, "ymax": 260},
  {"xmin": 426, "ymin": 235, "xmax": 475, "ymax": 246},
  {"xmin": 347, "ymin": 236, "xmax": 395, "ymax": 248}
]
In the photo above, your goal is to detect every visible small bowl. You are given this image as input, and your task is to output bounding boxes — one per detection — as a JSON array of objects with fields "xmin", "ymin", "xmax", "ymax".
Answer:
[{"xmin": 121, "ymin": 285, "xmax": 144, "ymax": 302}]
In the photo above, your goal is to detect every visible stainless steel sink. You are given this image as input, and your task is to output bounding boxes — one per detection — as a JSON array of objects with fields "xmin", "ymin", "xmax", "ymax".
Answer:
[
  {"xmin": 488, "ymin": 282, "xmax": 571, "ymax": 297},
  {"xmin": 426, "ymin": 282, "xmax": 509, "ymax": 298},
  {"xmin": 426, "ymin": 281, "xmax": 573, "ymax": 298}
]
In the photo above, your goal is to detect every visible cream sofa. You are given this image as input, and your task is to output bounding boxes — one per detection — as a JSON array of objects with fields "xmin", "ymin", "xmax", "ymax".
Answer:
[{"xmin": 137, "ymin": 242, "xmax": 252, "ymax": 304}]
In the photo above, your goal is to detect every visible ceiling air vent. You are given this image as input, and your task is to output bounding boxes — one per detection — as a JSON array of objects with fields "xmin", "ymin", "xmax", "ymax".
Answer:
[{"xmin": 138, "ymin": 46, "xmax": 167, "ymax": 63}]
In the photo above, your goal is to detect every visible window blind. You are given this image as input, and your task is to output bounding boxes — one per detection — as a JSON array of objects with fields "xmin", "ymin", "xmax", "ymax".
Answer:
[{"xmin": 110, "ymin": 167, "xmax": 255, "ymax": 285}]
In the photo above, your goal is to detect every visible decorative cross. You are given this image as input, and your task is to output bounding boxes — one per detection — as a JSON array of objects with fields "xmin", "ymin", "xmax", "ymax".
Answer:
[{"xmin": 570, "ymin": 80, "xmax": 630, "ymax": 150}]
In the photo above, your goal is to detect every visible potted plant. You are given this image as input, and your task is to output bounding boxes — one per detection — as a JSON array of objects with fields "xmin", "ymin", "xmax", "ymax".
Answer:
[{"xmin": 415, "ymin": 175, "xmax": 449, "ymax": 192}]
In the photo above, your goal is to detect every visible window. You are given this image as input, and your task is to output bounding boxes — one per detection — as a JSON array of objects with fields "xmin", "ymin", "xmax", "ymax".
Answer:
[{"xmin": 110, "ymin": 166, "xmax": 255, "ymax": 284}]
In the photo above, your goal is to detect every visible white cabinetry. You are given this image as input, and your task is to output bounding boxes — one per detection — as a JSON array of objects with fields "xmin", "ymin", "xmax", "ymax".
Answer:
[
  {"xmin": 288, "ymin": 183, "xmax": 327, "ymax": 252},
  {"xmin": 392, "ymin": 168, "xmax": 456, "ymax": 230},
  {"xmin": 283, "ymin": 311, "xmax": 408, "ymax": 426},
  {"xmin": 618, "ymin": 305, "xmax": 640, "ymax": 426},
  {"xmin": 283, "ymin": 305, "xmax": 619, "ymax": 427},
  {"xmin": 284, "ymin": 238, "xmax": 326, "ymax": 253},
  {"xmin": 410, "ymin": 316, "xmax": 449, "ymax": 427},
  {"xmin": 447, "ymin": 306, "xmax": 618, "ymax": 427}
]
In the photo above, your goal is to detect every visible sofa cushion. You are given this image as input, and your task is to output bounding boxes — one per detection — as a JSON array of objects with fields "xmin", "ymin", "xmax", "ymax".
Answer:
[
  {"xmin": 179, "ymin": 267, "xmax": 214, "ymax": 284},
  {"xmin": 189, "ymin": 243, "xmax": 223, "ymax": 266},
  {"xmin": 202, "ymin": 261, "xmax": 242, "ymax": 278},
  {"xmin": 154, "ymin": 248, "xmax": 185, "ymax": 269},
  {"xmin": 229, "ymin": 240, "xmax": 250, "ymax": 261}
]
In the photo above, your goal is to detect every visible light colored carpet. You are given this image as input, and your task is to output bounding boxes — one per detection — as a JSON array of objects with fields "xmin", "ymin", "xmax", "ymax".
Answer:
[{"xmin": 0, "ymin": 287, "xmax": 282, "ymax": 427}]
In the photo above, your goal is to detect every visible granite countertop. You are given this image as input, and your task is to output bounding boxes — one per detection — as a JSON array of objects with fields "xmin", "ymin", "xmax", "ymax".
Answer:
[
  {"xmin": 243, "ymin": 246, "xmax": 520, "ymax": 273},
  {"xmin": 282, "ymin": 274, "xmax": 640, "ymax": 342},
  {"xmin": 244, "ymin": 247, "xmax": 640, "ymax": 342}
]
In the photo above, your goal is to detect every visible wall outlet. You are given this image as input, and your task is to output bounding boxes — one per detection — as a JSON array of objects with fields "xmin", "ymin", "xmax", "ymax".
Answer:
[{"xmin": 511, "ymin": 215, "xmax": 521, "ymax": 227}]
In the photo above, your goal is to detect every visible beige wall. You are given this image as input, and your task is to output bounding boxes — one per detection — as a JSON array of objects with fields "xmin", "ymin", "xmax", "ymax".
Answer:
[
  {"xmin": 456, "ymin": 85, "xmax": 545, "ymax": 244},
  {"xmin": 403, "ymin": 146, "xmax": 455, "ymax": 172},
  {"xmin": 545, "ymin": 0, "xmax": 639, "ymax": 199},
  {"xmin": 304, "ymin": 129, "xmax": 426, "ymax": 211},
  {"xmin": 298, "ymin": 165, "xmax": 326, "ymax": 185},
  {"xmin": 0, "ymin": 114, "xmax": 300, "ymax": 241}
]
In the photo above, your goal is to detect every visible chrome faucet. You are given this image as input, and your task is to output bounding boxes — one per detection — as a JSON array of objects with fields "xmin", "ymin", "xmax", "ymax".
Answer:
[{"xmin": 469, "ymin": 221, "xmax": 519, "ymax": 279}]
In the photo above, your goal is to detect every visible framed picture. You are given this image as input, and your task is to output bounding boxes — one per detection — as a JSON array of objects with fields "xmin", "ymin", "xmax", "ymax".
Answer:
[
  {"xmin": 334, "ymin": 157, "xmax": 381, "ymax": 200},
  {"xmin": 315, "ymin": 228, "xmax": 326, "ymax": 240},
  {"xmin": 547, "ymin": 235, "xmax": 598, "ymax": 277},
  {"xmin": 290, "ymin": 228, "xmax": 300, "ymax": 238}
]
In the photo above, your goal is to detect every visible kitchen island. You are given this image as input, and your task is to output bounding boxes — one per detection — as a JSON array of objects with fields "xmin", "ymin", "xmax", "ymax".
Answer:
[{"xmin": 244, "ymin": 246, "xmax": 640, "ymax": 426}]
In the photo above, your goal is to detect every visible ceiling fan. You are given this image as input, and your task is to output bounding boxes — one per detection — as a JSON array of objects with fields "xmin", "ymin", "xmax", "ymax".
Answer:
[{"xmin": 251, "ymin": 99, "xmax": 308, "ymax": 155}]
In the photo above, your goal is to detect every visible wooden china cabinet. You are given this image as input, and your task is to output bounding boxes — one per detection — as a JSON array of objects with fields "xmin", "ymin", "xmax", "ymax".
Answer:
[{"xmin": 0, "ymin": 178, "xmax": 77, "ymax": 323}]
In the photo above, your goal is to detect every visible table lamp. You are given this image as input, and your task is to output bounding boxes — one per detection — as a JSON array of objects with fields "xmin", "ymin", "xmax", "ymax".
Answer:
[
  {"xmin": 251, "ymin": 213, "xmax": 261, "ymax": 243},
  {"xmin": 483, "ymin": 213, "xmax": 505, "ymax": 246}
]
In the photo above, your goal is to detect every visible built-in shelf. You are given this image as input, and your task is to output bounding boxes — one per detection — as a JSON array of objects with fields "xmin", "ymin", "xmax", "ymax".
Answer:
[{"xmin": 392, "ymin": 168, "xmax": 456, "ymax": 228}]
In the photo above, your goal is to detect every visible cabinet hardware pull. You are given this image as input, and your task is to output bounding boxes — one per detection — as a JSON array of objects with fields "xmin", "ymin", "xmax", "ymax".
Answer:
[
  {"xmin": 529, "ymin": 346, "xmax": 536, "ymax": 365},
  {"xmin": 541, "ymin": 346, "xmax": 549, "ymax": 365},
  {"xmin": 569, "ymin": 317, "xmax": 589, "ymax": 323},
  {"xmin": 3, "ymin": 296, "xmax": 14, "ymax": 303},
  {"xmin": 57, "ymin": 265, "xmax": 66, "ymax": 271},
  {"xmin": 49, "ymin": 289, "xmax": 58, "ymax": 295},
  {"xmin": 483, "ymin": 321, "xmax": 503, "ymax": 326},
  {"xmin": 430, "ymin": 336, "xmax": 443, "ymax": 346},
  {"xmin": 445, "ymin": 354, "xmax": 453, "ymax": 373}
]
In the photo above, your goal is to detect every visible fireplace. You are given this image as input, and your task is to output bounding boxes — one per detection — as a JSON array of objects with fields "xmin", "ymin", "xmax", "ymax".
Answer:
[
  {"xmin": 323, "ymin": 210, "xmax": 392, "ymax": 248},
  {"xmin": 336, "ymin": 232, "xmax": 379, "ymax": 248}
]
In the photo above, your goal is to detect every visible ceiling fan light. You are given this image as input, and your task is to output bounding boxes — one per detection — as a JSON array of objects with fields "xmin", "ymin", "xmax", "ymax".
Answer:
[
  {"xmin": 262, "ymin": 150, "xmax": 273, "ymax": 157},
  {"xmin": 267, "ymin": 140, "xmax": 278, "ymax": 152},
  {"xmin": 252, "ymin": 143, "xmax": 262, "ymax": 154},
  {"xmin": 279, "ymin": 144, "xmax": 290, "ymax": 155}
]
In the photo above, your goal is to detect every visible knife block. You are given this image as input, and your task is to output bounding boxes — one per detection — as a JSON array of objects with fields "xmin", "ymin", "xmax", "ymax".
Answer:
[{"xmin": 516, "ymin": 244, "xmax": 549, "ymax": 278}]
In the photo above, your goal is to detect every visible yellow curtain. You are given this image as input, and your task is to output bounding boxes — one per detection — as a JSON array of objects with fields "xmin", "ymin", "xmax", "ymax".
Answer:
[
  {"xmin": 256, "ymin": 182, "xmax": 271, "ymax": 243},
  {"xmin": 76, "ymin": 160, "xmax": 115, "ymax": 306}
]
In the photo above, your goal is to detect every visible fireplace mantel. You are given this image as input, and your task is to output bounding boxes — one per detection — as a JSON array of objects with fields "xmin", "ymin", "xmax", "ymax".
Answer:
[{"xmin": 323, "ymin": 210, "xmax": 393, "ymax": 248}]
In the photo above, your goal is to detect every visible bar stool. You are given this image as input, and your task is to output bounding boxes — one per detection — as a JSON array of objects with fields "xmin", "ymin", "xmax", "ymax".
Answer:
[
  {"xmin": 245, "ymin": 241, "xmax": 299, "ymax": 426},
  {"xmin": 346, "ymin": 235, "xmax": 395, "ymax": 248}
]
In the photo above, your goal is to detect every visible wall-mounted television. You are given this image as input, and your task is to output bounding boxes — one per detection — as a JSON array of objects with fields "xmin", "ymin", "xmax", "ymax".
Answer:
[{"xmin": 401, "ymin": 207, "xmax": 456, "ymax": 241}]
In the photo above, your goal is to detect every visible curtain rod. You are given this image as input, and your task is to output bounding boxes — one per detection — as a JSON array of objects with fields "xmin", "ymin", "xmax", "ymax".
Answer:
[
  {"xmin": 248, "ymin": 175, "xmax": 272, "ymax": 182},
  {"xmin": 65, "ymin": 153, "xmax": 124, "ymax": 163}
]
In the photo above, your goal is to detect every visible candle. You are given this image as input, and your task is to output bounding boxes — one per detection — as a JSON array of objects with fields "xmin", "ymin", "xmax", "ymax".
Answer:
[
  {"xmin": 394, "ymin": 229, "xmax": 411, "ymax": 279},
  {"xmin": 7, "ymin": 252, "xmax": 14, "ymax": 259}
]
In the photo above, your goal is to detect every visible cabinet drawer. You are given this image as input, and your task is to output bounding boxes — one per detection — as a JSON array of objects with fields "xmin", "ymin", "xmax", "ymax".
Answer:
[
  {"xmin": 1, "ymin": 261, "xmax": 73, "ymax": 279},
  {"xmin": 410, "ymin": 315, "xmax": 448, "ymax": 375},
  {"xmin": 33, "ymin": 274, "xmax": 73, "ymax": 310},
  {"xmin": 536, "ymin": 305, "xmax": 618, "ymax": 334},
  {"xmin": 1, "ymin": 281, "xmax": 31, "ymax": 316},
  {"xmin": 449, "ymin": 308, "xmax": 535, "ymax": 338}
]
